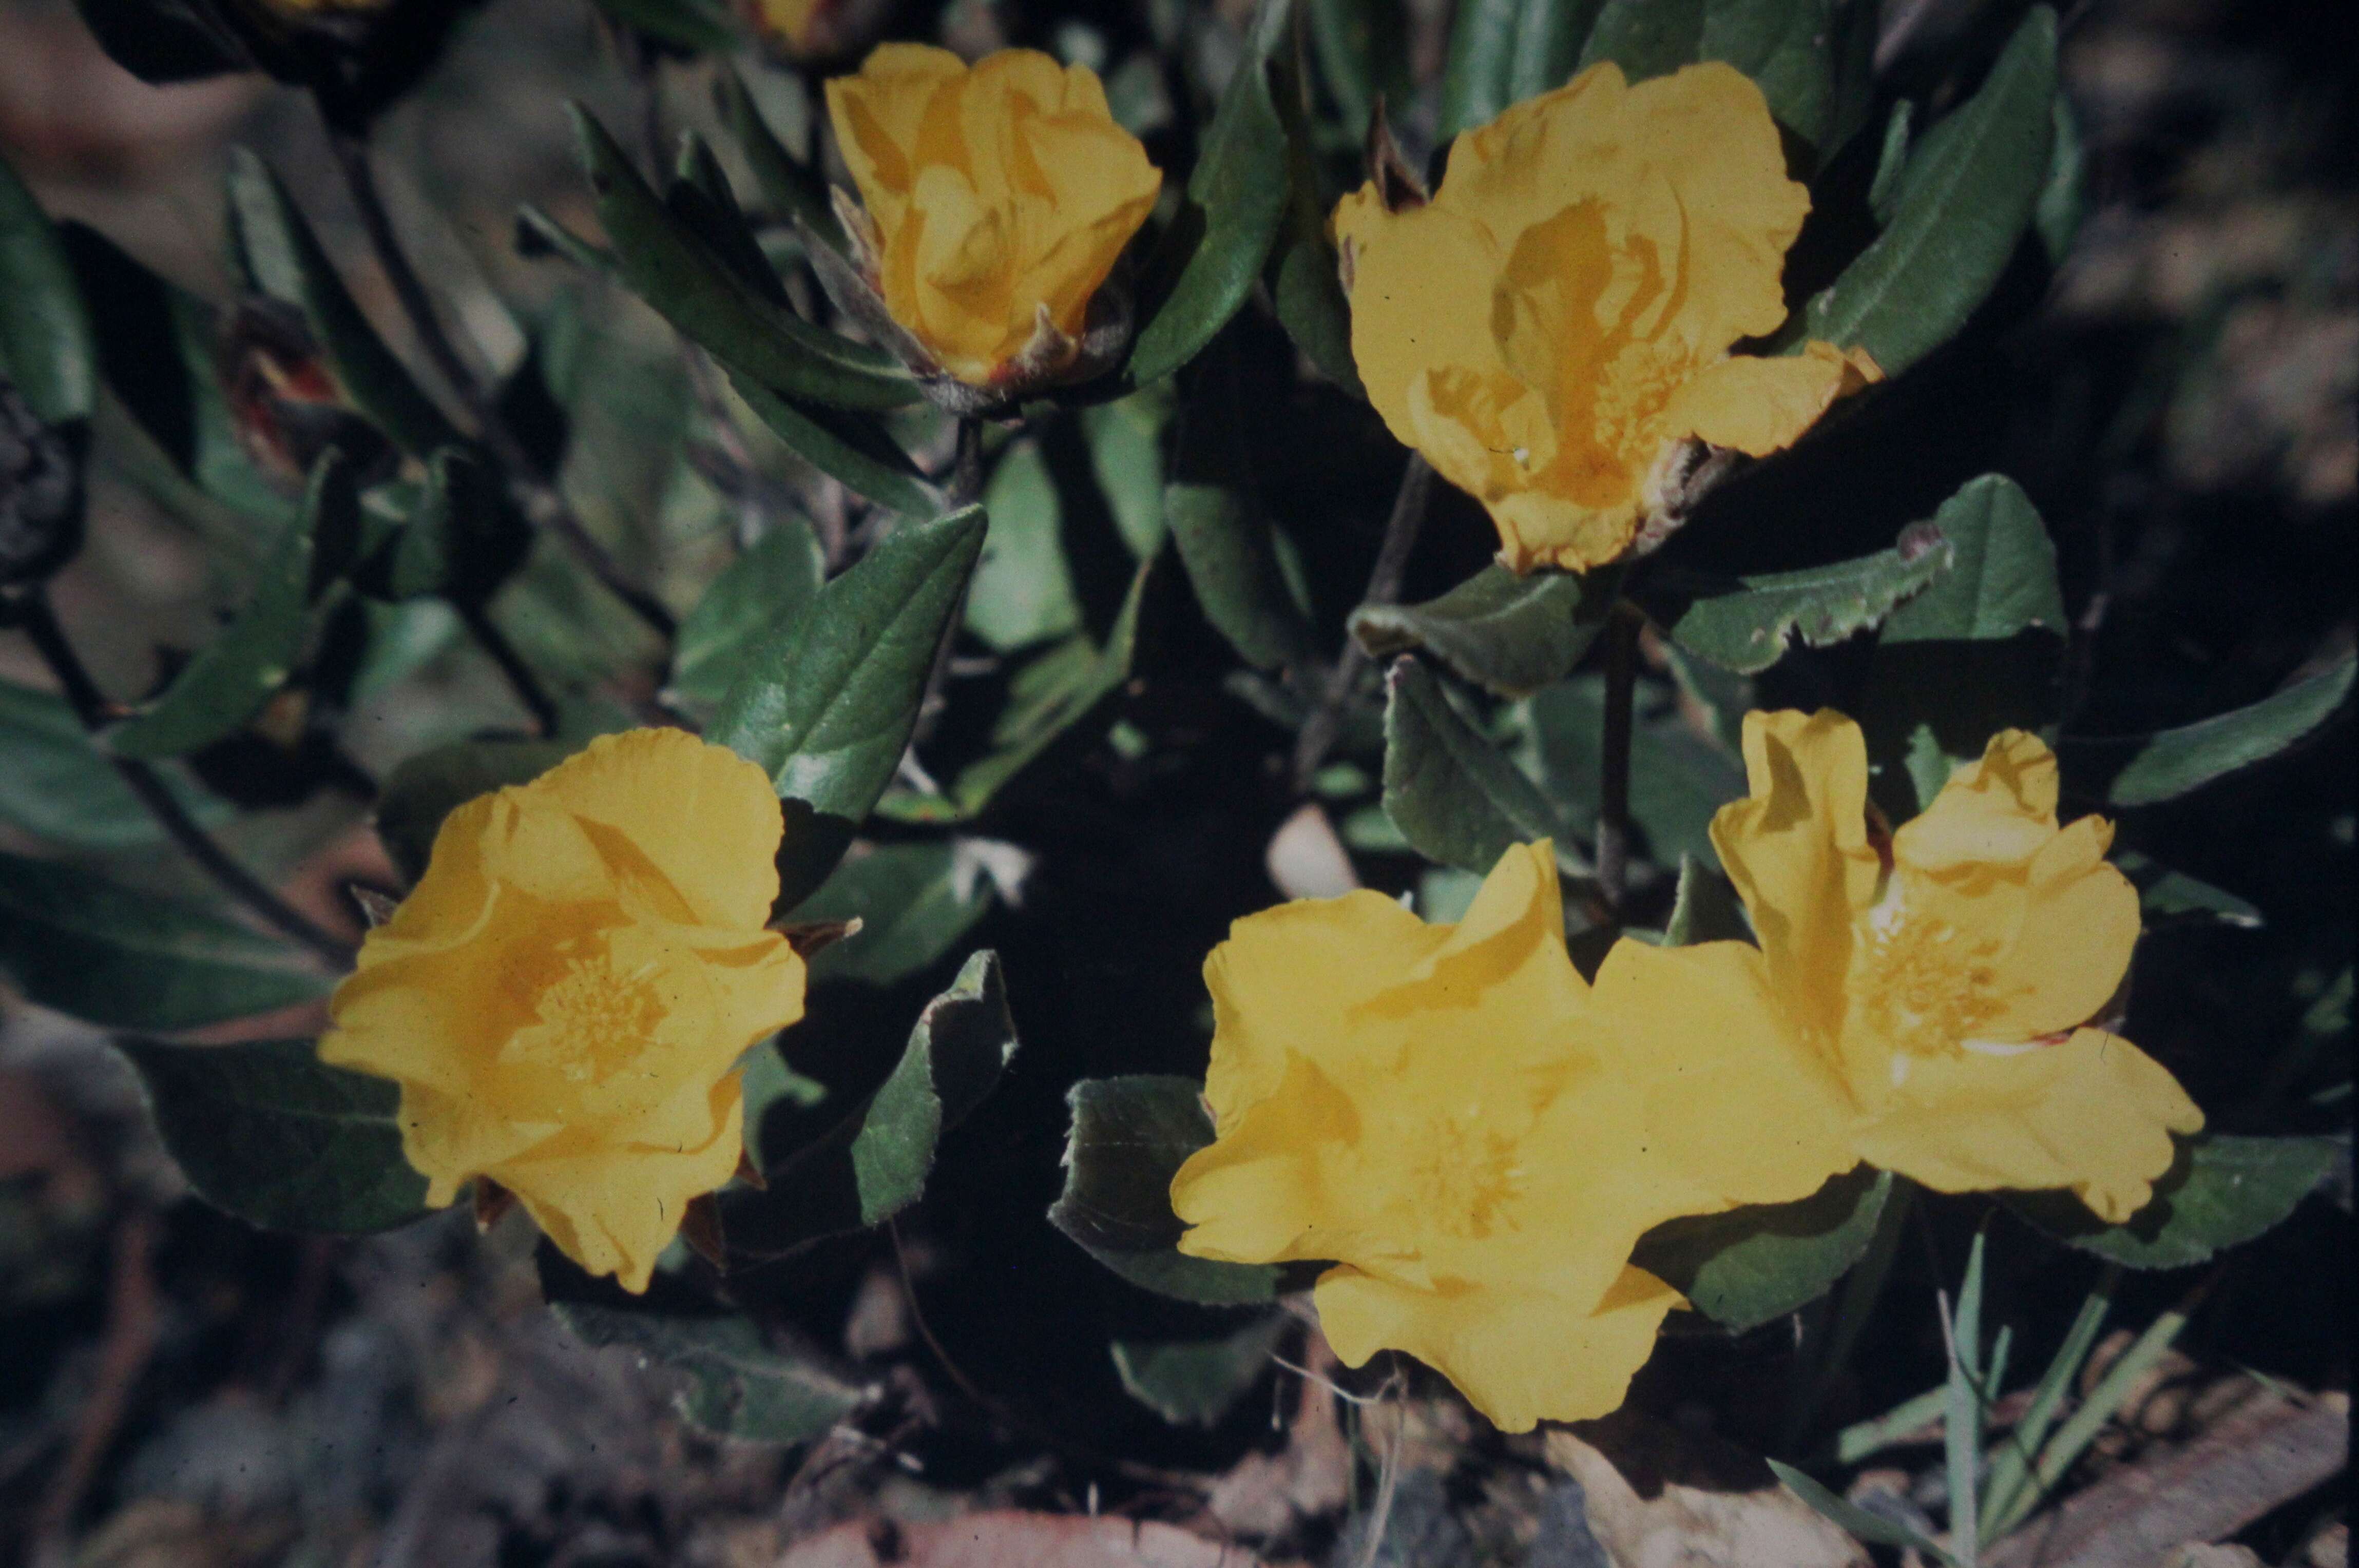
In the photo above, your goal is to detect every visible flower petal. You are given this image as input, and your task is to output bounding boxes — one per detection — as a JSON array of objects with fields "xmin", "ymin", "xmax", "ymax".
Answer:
[
  {"xmin": 528, "ymin": 728, "xmax": 785, "ymax": 932},
  {"xmin": 1666, "ymin": 340, "xmax": 1874, "ymax": 457},
  {"xmin": 1853, "ymin": 1029, "xmax": 2203, "ymax": 1223},
  {"xmin": 1316, "ymin": 1263, "xmax": 1681, "ymax": 1433},
  {"xmin": 1711, "ymin": 711, "xmax": 1881, "ymax": 1045},
  {"xmin": 1594, "ymin": 937, "xmax": 1854, "ymax": 1207}
]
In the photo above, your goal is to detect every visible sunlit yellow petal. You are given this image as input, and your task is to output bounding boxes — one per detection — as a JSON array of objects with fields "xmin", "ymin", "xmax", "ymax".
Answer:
[
  {"xmin": 1667, "ymin": 341, "xmax": 1876, "ymax": 457},
  {"xmin": 1853, "ymin": 1029, "xmax": 2202, "ymax": 1223},
  {"xmin": 1712, "ymin": 711, "xmax": 1879, "ymax": 1041},
  {"xmin": 1594, "ymin": 937, "xmax": 1853, "ymax": 1206},
  {"xmin": 1316, "ymin": 1263, "xmax": 1681, "ymax": 1433}
]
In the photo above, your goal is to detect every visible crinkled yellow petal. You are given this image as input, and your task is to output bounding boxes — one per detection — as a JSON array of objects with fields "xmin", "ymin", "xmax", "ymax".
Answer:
[
  {"xmin": 530, "ymin": 729, "xmax": 787, "ymax": 930},
  {"xmin": 827, "ymin": 43, "xmax": 965, "ymax": 231},
  {"xmin": 495, "ymin": 1079, "xmax": 746, "ymax": 1293},
  {"xmin": 1316, "ymin": 1263, "xmax": 1682, "ymax": 1433},
  {"xmin": 1667, "ymin": 341, "xmax": 1877, "ymax": 458},
  {"xmin": 1712, "ymin": 711, "xmax": 1881, "ymax": 1043},
  {"xmin": 1853, "ymin": 1029, "xmax": 2203, "ymax": 1223},
  {"xmin": 1893, "ymin": 728, "xmax": 2065, "ymax": 877},
  {"xmin": 1594, "ymin": 937, "xmax": 1854, "ymax": 1207},
  {"xmin": 1332, "ymin": 197, "xmax": 1506, "ymax": 463},
  {"xmin": 1198, "ymin": 890, "xmax": 1449, "ymax": 1125},
  {"xmin": 1172, "ymin": 1054, "xmax": 1363, "ymax": 1265}
]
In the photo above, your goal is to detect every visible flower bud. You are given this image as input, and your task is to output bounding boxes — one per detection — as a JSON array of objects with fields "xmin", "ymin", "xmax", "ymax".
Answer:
[{"xmin": 816, "ymin": 45, "xmax": 1161, "ymax": 411}]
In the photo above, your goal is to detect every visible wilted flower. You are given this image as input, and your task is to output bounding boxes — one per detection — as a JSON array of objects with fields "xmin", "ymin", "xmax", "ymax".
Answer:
[
  {"xmin": 320, "ymin": 729, "xmax": 807, "ymax": 1291},
  {"xmin": 1599, "ymin": 712, "xmax": 2202, "ymax": 1224},
  {"xmin": 1169, "ymin": 844, "xmax": 1724, "ymax": 1431},
  {"xmin": 818, "ymin": 45, "xmax": 1161, "ymax": 404},
  {"xmin": 1333, "ymin": 63, "xmax": 1879, "ymax": 574}
]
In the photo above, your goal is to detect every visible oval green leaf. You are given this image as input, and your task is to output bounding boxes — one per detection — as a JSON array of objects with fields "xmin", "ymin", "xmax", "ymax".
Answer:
[
  {"xmin": 1352, "ymin": 565, "xmax": 1614, "ymax": 698},
  {"xmin": 1382, "ymin": 657, "xmax": 1572, "ymax": 874},
  {"xmin": 116, "ymin": 1037, "xmax": 431, "ymax": 1233},
  {"xmin": 0, "ymin": 146, "xmax": 97, "ymax": 424},
  {"xmin": 2059, "ymin": 652, "xmax": 2354, "ymax": 809},
  {"xmin": 1632, "ymin": 1166, "xmax": 1894, "ymax": 1333},
  {"xmin": 2005, "ymin": 1134, "xmax": 2339, "ymax": 1270}
]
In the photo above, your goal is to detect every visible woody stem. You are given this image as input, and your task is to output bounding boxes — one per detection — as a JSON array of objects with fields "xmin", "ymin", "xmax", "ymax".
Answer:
[
  {"xmin": 1595, "ymin": 601, "xmax": 1642, "ymax": 914},
  {"xmin": 321, "ymin": 122, "xmax": 678, "ymax": 644},
  {"xmin": 10, "ymin": 587, "xmax": 356, "ymax": 966},
  {"xmin": 1292, "ymin": 453, "xmax": 1432, "ymax": 791}
]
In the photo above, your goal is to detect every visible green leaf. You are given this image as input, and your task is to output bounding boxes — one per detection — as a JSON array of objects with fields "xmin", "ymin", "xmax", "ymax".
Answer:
[
  {"xmin": 1527, "ymin": 676, "xmax": 1745, "ymax": 870},
  {"xmin": 1649, "ymin": 518, "xmax": 1955, "ymax": 676},
  {"xmin": 1126, "ymin": 0, "xmax": 1293, "ymax": 386},
  {"xmin": 558, "ymin": 1304, "xmax": 872, "ymax": 1445},
  {"xmin": 371, "ymin": 446, "xmax": 534, "ymax": 607},
  {"xmin": 1049, "ymin": 1075, "xmax": 1281, "ymax": 1306},
  {"xmin": 1307, "ymin": 0, "xmax": 1411, "ymax": 138},
  {"xmin": 0, "ymin": 853, "xmax": 328, "ymax": 1031},
  {"xmin": 2114, "ymin": 851, "xmax": 2262, "ymax": 931},
  {"xmin": 719, "ymin": 69, "xmax": 842, "ymax": 250},
  {"xmin": 847, "ymin": 951, "xmax": 1018, "ymax": 1225},
  {"xmin": 1351, "ymin": 566, "xmax": 1614, "ymax": 698},
  {"xmin": 1862, "ymin": 477, "xmax": 2067, "ymax": 815},
  {"xmin": 515, "ymin": 203, "xmax": 617, "ymax": 275},
  {"xmin": 0, "ymin": 146, "xmax": 97, "ymax": 424},
  {"xmin": 115, "ymin": 1038, "xmax": 429, "ymax": 1232},
  {"xmin": 374, "ymin": 738, "xmax": 579, "ymax": 884},
  {"xmin": 1801, "ymin": 8, "xmax": 2058, "ymax": 378},
  {"xmin": 2035, "ymin": 93, "xmax": 2084, "ymax": 268},
  {"xmin": 1382, "ymin": 658, "xmax": 1570, "ymax": 874},
  {"xmin": 1267, "ymin": 11, "xmax": 1363, "ymax": 397},
  {"xmin": 794, "ymin": 842, "xmax": 995, "ymax": 987},
  {"xmin": 1442, "ymin": 0, "xmax": 1602, "ymax": 140},
  {"xmin": 2058, "ymin": 653, "xmax": 2355, "ymax": 809},
  {"xmin": 708, "ymin": 506, "xmax": 987, "ymax": 906},
  {"xmin": 587, "ymin": 0, "xmax": 740, "ymax": 55},
  {"xmin": 1079, "ymin": 386, "xmax": 1174, "ymax": 560},
  {"xmin": 667, "ymin": 132, "xmax": 785, "ymax": 307},
  {"xmin": 728, "ymin": 373, "xmax": 939, "ymax": 517},
  {"xmin": 1633, "ymin": 1167, "xmax": 1893, "ymax": 1334},
  {"xmin": 2005, "ymin": 1134, "xmax": 2337, "ymax": 1270},
  {"xmin": 108, "ymin": 452, "xmax": 358, "ymax": 761},
  {"xmin": 1112, "ymin": 1312, "xmax": 1290, "ymax": 1427},
  {"xmin": 570, "ymin": 107, "xmax": 917, "ymax": 413},
  {"xmin": 1881, "ymin": 476, "xmax": 2066, "ymax": 644},
  {"xmin": 1868, "ymin": 100, "xmax": 1915, "ymax": 224},
  {"xmin": 1166, "ymin": 385, "xmax": 1315, "ymax": 671},
  {"xmin": 1696, "ymin": 0, "xmax": 1855, "ymax": 157},
  {"xmin": 0, "ymin": 677, "xmax": 231, "ymax": 850},
  {"xmin": 1578, "ymin": 0, "xmax": 1701, "ymax": 82},
  {"xmin": 1663, "ymin": 854, "xmax": 1750, "ymax": 946},
  {"xmin": 673, "ymin": 516, "xmax": 826, "ymax": 710},
  {"xmin": 225, "ymin": 150, "xmax": 461, "ymax": 458},
  {"xmin": 943, "ymin": 552, "xmax": 1155, "ymax": 817},
  {"xmin": 727, "ymin": 952, "xmax": 1017, "ymax": 1254},
  {"xmin": 1770, "ymin": 1459, "xmax": 1964, "ymax": 1568},
  {"xmin": 966, "ymin": 438, "xmax": 1083, "ymax": 653}
]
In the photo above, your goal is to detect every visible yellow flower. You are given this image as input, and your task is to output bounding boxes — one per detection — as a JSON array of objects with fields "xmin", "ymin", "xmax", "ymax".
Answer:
[
  {"xmin": 1333, "ymin": 63, "xmax": 1879, "ymax": 574},
  {"xmin": 1169, "ymin": 844, "xmax": 1723, "ymax": 1431},
  {"xmin": 320, "ymin": 729, "xmax": 807, "ymax": 1291},
  {"xmin": 1599, "ymin": 712, "xmax": 2201, "ymax": 1225},
  {"xmin": 824, "ymin": 45, "xmax": 1162, "ymax": 388}
]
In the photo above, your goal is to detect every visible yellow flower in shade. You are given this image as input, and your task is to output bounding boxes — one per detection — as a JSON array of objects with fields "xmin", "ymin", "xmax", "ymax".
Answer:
[
  {"xmin": 823, "ymin": 45, "xmax": 1162, "ymax": 390},
  {"xmin": 1333, "ymin": 63, "xmax": 1880, "ymax": 574},
  {"xmin": 1169, "ymin": 844, "xmax": 1727, "ymax": 1431},
  {"xmin": 1597, "ymin": 712, "xmax": 2201, "ymax": 1225},
  {"xmin": 320, "ymin": 729, "xmax": 807, "ymax": 1292}
]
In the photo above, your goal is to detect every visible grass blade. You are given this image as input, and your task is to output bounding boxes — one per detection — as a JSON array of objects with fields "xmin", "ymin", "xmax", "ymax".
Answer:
[{"xmin": 1978, "ymin": 1268, "xmax": 2114, "ymax": 1541}]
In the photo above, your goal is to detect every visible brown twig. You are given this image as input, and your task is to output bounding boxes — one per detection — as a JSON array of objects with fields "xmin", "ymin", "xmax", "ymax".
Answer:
[
  {"xmin": 1594, "ymin": 601, "xmax": 1642, "ymax": 914},
  {"xmin": 11, "ymin": 588, "xmax": 356, "ymax": 965},
  {"xmin": 1292, "ymin": 454, "xmax": 1432, "ymax": 789},
  {"xmin": 31, "ymin": 1210, "xmax": 159, "ymax": 1559},
  {"xmin": 321, "ymin": 124, "xmax": 679, "ymax": 642},
  {"xmin": 455, "ymin": 600, "xmax": 559, "ymax": 737}
]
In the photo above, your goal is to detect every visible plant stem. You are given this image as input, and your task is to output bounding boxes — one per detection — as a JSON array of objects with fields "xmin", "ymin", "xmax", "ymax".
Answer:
[
  {"xmin": 322, "ymin": 124, "xmax": 679, "ymax": 643},
  {"xmin": 948, "ymin": 416, "xmax": 985, "ymax": 508},
  {"xmin": 455, "ymin": 601, "xmax": 559, "ymax": 738},
  {"xmin": 11, "ymin": 589, "xmax": 356, "ymax": 966},
  {"xmin": 1595, "ymin": 601, "xmax": 1641, "ymax": 913},
  {"xmin": 1292, "ymin": 453, "xmax": 1431, "ymax": 790}
]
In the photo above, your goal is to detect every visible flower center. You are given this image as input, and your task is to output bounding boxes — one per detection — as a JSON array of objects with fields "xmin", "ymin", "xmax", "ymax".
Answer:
[
  {"xmin": 503, "ymin": 935, "xmax": 667, "ymax": 1085},
  {"xmin": 1854, "ymin": 893, "xmax": 2005, "ymax": 1061},
  {"xmin": 1410, "ymin": 1111, "xmax": 1526, "ymax": 1240}
]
